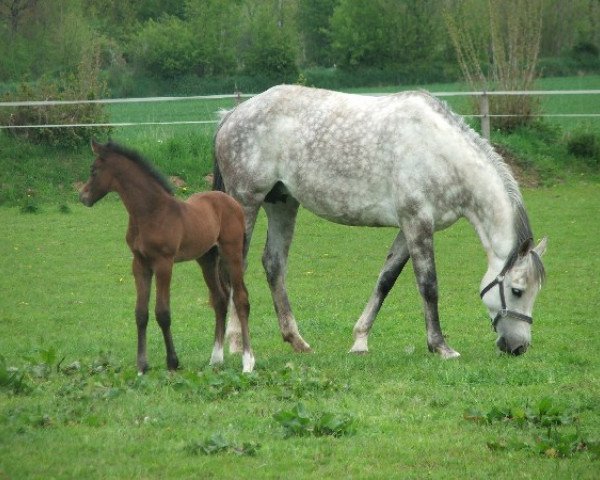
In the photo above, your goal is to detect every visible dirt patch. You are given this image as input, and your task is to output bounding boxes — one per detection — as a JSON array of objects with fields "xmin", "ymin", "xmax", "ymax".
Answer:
[{"xmin": 493, "ymin": 143, "xmax": 541, "ymax": 188}]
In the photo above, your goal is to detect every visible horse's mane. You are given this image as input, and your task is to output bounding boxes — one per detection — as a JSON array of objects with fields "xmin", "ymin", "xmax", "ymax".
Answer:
[
  {"xmin": 102, "ymin": 141, "xmax": 174, "ymax": 195},
  {"xmin": 420, "ymin": 93, "xmax": 545, "ymax": 283}
]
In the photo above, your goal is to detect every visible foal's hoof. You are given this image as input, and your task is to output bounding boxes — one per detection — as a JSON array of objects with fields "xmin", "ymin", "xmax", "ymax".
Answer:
[{"xmin": 167, "ymin": 357, "xmax": 180, "ymax": 371}]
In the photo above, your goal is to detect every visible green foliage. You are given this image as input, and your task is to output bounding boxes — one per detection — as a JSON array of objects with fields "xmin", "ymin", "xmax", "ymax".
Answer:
[
  {"xmin": 0, "ymin": 43, "xmax": 112, "ymax": 148},
  {"xmin": 263, "ymin": 362, "xmax": 344, "ymax": 399},
  {"xmin": 464, "ymin": 397, "xmax": 577, "ymax": 427},
  {"xmin": 243, "ymin": 5, "xmax": 299, "ymax": 81},
  {"xmin": 466, "ymin": 398, "xmax": 600, "ymax": 459},
  {"xmin": 0, "ymin": 355, "xmax": 31, "ymax": 395},
  {"xmin": 273, "ymin": 403, "xmax": 355, "ymax": 438},
  {"xmin": 185, "ymin": 433, "xmax": 260, "ymax": 456},
  {"xmin": 129, "ymin": 16, "xmax": 199, "ymax": 79},
  {"xmin": 567, "ymin": 131, "xmax": 600, "ymax": 165}
]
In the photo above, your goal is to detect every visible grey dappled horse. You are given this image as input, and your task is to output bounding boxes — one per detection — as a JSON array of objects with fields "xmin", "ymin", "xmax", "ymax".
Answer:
[{"xmin": 213, "ymin": 85, "xmax": 547, "ymax": 358}]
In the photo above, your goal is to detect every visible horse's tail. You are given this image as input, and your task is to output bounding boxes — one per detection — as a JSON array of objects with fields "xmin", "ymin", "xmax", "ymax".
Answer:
[
  {"xmin": 212, "ymin": 109, "xmax": 234, "ymax": 193},
  {"xmin": 212, "ymin": 158, "xmax": 225, "ymax": 192}
]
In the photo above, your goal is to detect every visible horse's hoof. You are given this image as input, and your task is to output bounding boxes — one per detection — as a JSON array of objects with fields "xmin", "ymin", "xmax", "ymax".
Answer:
[
  {"xmin": 349, "ymin": 336, "xmax": 369, "ymax": 354},
  {"xmin": 292, "ymin": 340, "xmax": 313, "ymax": 353},
  {"xmin": 437, "ymin": 346, "xmax": 460, "ymax": 359}
]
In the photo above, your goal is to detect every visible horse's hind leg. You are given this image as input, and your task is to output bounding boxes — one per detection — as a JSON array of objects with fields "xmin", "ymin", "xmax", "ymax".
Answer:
[
  {"xmin": 217, "ymin": 238, "xmax": 255, "ymax": 372},
  {"xmin": 350, "ymin": 231, "xmax": 410, "ymax": 354},
  {"xmin": 262, "ymin": 196, "xmax": 311, "ymax": 352},
  {"xmin": 226, "ymin": 203, "xmax": 259, "ymax": 353},
  {"xmin": 198, "ymin": 247, "xmax": 228, "ymax": 368},
  {"xmin": 153, "ymin": 256, "xmax": 180, "ymax": 370}
]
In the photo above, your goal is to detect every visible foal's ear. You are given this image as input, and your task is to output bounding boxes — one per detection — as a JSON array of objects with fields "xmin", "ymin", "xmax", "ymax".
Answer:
[
  {"xmin": 533, "ymin": 236, "xmax": 548, "ymax": 257},
  {"xmin": 90, "ymin": 139, "xmax": 102, "ymax": 155}
]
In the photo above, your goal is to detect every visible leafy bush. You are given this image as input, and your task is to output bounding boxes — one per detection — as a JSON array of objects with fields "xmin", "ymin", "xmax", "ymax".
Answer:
[
  {"xmin": 128, "ymin": 16, "xmax": 200, "ymax": 79},
  {"xmin": 567, "ymin": 131, "xmax": 600, "ymax": 166},
  {"xmin": 0, "ymin": 44, "xmax": 112, "ymax": 148}
]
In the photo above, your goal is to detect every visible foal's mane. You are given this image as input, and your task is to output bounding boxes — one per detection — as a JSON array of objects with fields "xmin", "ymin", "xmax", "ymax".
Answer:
[
  {"xmin": 421, "ymin": 93, "xmax": 545, "ymax": 282},
  {"xmin": 102, "ymin": 141, "xmax": 174, "ymax": 195}
]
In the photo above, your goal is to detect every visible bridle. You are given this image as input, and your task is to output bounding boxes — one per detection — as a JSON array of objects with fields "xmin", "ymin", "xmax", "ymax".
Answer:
[{"xmin": 480, "ymin": 263, "xmax": 533, "ymax": 332}]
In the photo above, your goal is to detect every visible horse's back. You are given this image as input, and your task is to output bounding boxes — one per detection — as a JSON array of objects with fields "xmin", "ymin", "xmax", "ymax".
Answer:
[{"xmin": 215, "ymin": 85, "xmax": 489, "ymax": 228}]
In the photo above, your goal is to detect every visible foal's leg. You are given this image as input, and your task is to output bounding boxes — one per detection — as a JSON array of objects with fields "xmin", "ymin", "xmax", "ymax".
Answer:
[
  {"xmin": 403, "ymin": 220, "xmax": 460, "ymax": 359},
  {"xmin": 226, "ymin": 203, "xmax": 260, "ymax": 353},
  {"xmin": 262, "ymin": 196, "xmax": 311, "ymax": 352},
  {"xmin": 198, "ymin": 247, "xmax": 228, "ymax": 368},
  {"xmin": 219, "ymin": 243, "xmax": 255, "ymax": 373},
  {"xmin": 153, "ymin": 256, "xmax": 180, "ymax": 370},
  {"xmin": 350, "ymin": 231, "xmax": 410, "ymax": 353},
  {"xmin": 132, "ymin": 255, "xmax": 152, "ymax": 374}
]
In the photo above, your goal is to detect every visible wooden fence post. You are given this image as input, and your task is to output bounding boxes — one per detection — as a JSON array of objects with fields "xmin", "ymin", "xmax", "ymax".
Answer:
[{"xmin": 480, "ymin": 91, "xmax": 490, "ymax": 140}]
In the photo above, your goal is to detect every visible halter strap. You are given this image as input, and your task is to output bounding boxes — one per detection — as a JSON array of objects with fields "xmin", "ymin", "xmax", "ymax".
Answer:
[{"xmin": 480, "ymin": 274, "xmax": 533, "ymax": 331}]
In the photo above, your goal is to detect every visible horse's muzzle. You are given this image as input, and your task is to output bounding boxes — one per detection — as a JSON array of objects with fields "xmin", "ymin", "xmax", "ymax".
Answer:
[
  {"xmin": 497, "ymin": 336, "xmax": 529, "ymax": 356},
  {"xmin": 79, "ymin": 188, "xmax": 93, "ymax": 207}
]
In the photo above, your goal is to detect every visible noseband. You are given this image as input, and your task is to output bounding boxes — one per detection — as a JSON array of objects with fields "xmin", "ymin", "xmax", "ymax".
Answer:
[{"xmin": 480, "ymin": 274, "xmax": 533, "ymax": 331}]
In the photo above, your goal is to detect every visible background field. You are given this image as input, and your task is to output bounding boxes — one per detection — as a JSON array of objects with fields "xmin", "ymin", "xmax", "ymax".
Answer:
[
  {"xmin": 1, "ymin": 75, "xmax": 599, "ymax": 208},
  {"xmin": 1, "ymin": 180, "xmax": 599, "ymax": 478}
]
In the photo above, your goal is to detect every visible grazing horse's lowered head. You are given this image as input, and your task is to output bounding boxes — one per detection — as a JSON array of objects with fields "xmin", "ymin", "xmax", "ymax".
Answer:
[{"xmin": 480, "ymin": 236, "xmax": 547, "ymax": 355}]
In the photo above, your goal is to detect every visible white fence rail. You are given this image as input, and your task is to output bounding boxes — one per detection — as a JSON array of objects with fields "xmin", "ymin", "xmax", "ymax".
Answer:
[{"xmin": 1, "ymin": 89, "xmax": 599, "ymax": 140}]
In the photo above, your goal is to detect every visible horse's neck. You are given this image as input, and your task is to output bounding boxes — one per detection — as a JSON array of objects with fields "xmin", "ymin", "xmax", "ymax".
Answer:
[
  {"xmin": 466, "ymin": 182, "xmax": 517, "ymax": 276},
  {"xmin": 113, "ymin": 166, "xmax": 172, "ymax": 220}
]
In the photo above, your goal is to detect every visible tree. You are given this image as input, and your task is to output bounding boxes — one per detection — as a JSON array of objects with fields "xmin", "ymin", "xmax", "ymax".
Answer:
[
  {"xmin": 185, "ymin": 0, "xmax": 242, "ymax": 76},
  {"xmin": 128, "ymin": 16, "xmax": 199, "ymax": 79},
  {"xmin": 446, "ymin": 0, "xmax": 544, "ymax": 130},
  {"xmin": 297, "ymin": 0, "xmax": 337, "ymax": 66},
  {"xmin": 241, "ymin": 1, "xmax": 299, "ymax": 80}
]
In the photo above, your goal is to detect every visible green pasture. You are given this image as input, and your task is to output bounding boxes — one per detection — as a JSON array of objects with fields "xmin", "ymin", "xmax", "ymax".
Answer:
[{"xmin": 1, "ymin": 181, "xmax": 599, "ymax": 478}]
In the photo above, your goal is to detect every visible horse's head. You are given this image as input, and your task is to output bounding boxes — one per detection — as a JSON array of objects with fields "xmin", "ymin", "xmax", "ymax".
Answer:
[
  {"xmin": 481, "ymin": 237, "xmax": 547, "ymax": 355},
  {"xmin": 79, "ymin": 140, "xmax": 113, "ymax": 207}
]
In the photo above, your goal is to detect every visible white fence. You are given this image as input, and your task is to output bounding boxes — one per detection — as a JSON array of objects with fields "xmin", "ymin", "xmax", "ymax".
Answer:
[{"xmin": 1, "ymin": 90, "xmax": 599, "ymax": 140}]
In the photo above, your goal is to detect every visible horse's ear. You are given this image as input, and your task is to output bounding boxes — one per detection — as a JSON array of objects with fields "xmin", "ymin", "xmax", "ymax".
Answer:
[
  {"xmin": 91, "ymin": 139, "xmax": 102, "ymax": 155},
  {"xmin": 518, "ymin": 238, "xmax": 533, "ymax": 257},
  {"xmin": 533, "ymin": 236, "xmax": 548, "ymax": 258}
]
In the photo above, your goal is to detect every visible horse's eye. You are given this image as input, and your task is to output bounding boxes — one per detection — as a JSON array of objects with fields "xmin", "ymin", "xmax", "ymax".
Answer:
[{"xmin": 511, "ymin": 288, "xmax": 523, "ymax": 298}]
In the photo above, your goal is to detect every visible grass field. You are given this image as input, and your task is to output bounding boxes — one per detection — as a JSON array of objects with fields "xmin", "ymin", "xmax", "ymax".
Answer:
[{"xmin": 1, "ymin": 180, "xmax": 599, "ymax": 478}]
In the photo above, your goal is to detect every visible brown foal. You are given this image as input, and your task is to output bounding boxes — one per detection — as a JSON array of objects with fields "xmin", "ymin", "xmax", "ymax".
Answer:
[{"xmin": 80, "ymin": 140, "xmax": 254, "ymax": 373}]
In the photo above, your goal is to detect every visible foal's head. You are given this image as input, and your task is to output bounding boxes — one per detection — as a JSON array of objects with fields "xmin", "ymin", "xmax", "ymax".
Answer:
[
  {"xmin": 481, "ymin": 237, "xmax": 547, "ymax": 356},
  {"xmin": 79, "ymin": 140, "xmax": 115, "ymax": 207},
  {"xmin": 79, "ymin": 139, "xmax": 173, "ymax": 207}
]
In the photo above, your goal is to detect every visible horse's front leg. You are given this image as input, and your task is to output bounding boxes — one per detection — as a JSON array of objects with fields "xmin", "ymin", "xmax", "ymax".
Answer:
[
  {"xmin": 350, "ymin": 231, "xmax": 410, "ymax": 353},
  {"xmin": 404, "ymin": 220, "xmax": 460, "ymax": 359},
  {"xmin": 133, "ymin": 255, "xmax": 152, "ymax": 374},
  {"xmin": 153, "ymin": 256, "xmax": 179, "ymax": 370}
]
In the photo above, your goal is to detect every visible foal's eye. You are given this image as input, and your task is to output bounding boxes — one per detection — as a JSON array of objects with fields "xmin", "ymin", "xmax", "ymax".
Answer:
[{"xmin": 511, "ymin": 288, "xmax": 523, "ymax": 298}]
